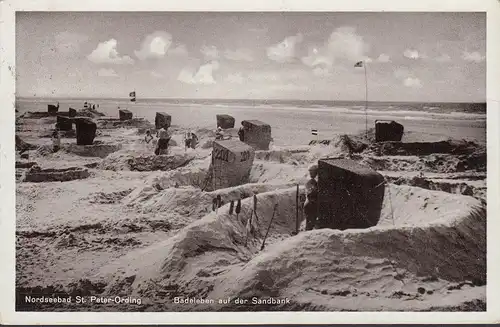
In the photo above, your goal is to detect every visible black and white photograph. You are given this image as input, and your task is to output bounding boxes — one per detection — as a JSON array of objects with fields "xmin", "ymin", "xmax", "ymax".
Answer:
[{"xmin": 3, "ymin": 1, "xmax": 500, "ymax": 323}]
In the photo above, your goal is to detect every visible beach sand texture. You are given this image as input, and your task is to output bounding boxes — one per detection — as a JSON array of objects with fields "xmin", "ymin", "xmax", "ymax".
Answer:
[{"xmin": 15, "ymin": 98, "xmax": 486, "ymax": 311}]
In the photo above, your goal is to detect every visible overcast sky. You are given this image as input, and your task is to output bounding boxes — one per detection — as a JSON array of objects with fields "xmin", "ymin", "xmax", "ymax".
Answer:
[{"xmin": 16, "ymin": 12, "xmax": 485, "ymax": 101}]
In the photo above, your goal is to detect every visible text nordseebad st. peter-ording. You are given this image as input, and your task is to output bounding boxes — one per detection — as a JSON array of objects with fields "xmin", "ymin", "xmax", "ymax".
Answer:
[{"xmin": 24, "ymin": 295, "xmax": 142, "ymax": 305}]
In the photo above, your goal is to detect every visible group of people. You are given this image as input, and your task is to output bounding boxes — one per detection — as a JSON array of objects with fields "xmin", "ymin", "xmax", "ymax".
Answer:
[
  {"xmin": 144, "ymin": 127, "xmax": 172, "ymax": 155},
  {"xmin": 84, "ymin": 102, "xmax": 98, "ymax": 110},
  {"xmin": 214, "ymin": 122, "xmax": 246, "ymax": 142},
  {"xmin": 49, "ymin": 119, "xmax": 243, "ymax": 157},
  {"xmin": 184, "ymin": 131, "xmax": 198, "ymax": 150},
  {"xmin": 144, "ymin": 127, "xmax": 199, "ymax": 155}
]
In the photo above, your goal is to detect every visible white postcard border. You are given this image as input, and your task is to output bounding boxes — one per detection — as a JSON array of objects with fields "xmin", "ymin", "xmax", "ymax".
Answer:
[{"xmin": 1, "ymin": 0, "xmax": 499, "ymax": 324}]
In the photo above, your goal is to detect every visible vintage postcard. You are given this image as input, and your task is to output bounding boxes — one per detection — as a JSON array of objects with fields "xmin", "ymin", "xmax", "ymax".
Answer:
[{"xmin": 1, "ymin": 0, "xmax": 499, "ymax": 324}]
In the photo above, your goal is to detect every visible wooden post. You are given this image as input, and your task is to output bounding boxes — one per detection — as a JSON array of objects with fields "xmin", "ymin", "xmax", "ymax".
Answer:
[
  {"xmin": 260, "ymin": 204, "xmax": 278, "ymax": 251},
  {"xmin": 235, "ymin": 198, "xmax": 241, "ymax": 222},
  {"xmin": 295, "ymin": 184, "xmax": 299, "ymax": 234},
  {"xmin": 245, "ymin": 210, "xmax": 254, "ymax": 247},
  {"xmin": 364, "ymin": 63, "xmax": 368, "ymax": 140}
]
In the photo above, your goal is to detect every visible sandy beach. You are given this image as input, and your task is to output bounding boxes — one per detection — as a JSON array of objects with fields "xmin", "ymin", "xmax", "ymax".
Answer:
[{"xmin": 15, "ymin": 99, "xmax": 486, "ymax": 312}]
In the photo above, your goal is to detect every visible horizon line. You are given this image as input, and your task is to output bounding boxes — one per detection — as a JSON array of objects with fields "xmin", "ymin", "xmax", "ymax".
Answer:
[{"xmin": 15, "ymin": 96, "xmax": 487, "ymax": 104}]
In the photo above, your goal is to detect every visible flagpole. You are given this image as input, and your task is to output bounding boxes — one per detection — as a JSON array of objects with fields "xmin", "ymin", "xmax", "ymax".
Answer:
[
  {"xmin": 363, "ymin": 61, "xmax": 368, "ymax": 140},
  {"xmin": 134, "ymin": 88, "xmax": 138, "ymax": 119}
]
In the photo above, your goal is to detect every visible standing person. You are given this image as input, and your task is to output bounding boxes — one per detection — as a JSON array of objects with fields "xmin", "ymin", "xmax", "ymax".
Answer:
[
  {"xmin": 155, "ymin": 127, "xmax": 170, "ymax": 155},
  {"xmin": 238, "ymin": 122, "xmax": 245, "ymax": 142},
  {"xmin": 190, "ymin": 132, "xmax": 198, "ymax": 149},
  {"xmin": 184, "ymin": 131, "xmax": 192, "ymax": 150},
  {"xmin": 144, "ymin": 130, "xmax": 153, "ymax": 144},
  {"xmin": 303, "ymin": 164, "xmax": 319, "ymax": 231},
  {"xmin": 215, "ymin": 126, "xmax": 224, "ymax": 140},
  {"xmin": 51, "ymin": 129, "xmax": 61, "ymax": 153}
]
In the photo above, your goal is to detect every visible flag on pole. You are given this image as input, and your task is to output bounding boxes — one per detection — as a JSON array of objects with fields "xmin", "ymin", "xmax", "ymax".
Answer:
[
  {"xmin": 129, "ymin": 91, "xmax": 136, "ymax": 102},
  {"xmin": 311, "ymin": 129, "xmax": 318, "ymax": 136},
  {"xmin": 354, "ymin": 61, "xmax": 364, "ymax": 67}
]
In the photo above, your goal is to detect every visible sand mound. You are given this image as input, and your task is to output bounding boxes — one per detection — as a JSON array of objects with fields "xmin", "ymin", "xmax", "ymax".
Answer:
[
  {"xmin": 360, "ymin": 152, "xmax": 485, "ymax": 174},
  {"xmin": 64, "ymin": 143, "xmax": 122, "ymax": 159},
  {"xmin": 98, "ymin": 188, "xmax": 298, "ymax": 300},
  {"xmin": 16, "ymin": 135, "xmax": 38, "ymax": 152},
  {"xmin": 88, "ymin": 188, "xmax": 134, "ymax": 204},
  {"xmin": 386, "ymin": 175, "xmax": 485, "ymax": 199},
  {"xmin": 120, "ymin": 182, "xmax": 296, "ymax": 231},
  {"xmin": 209, "ymin": 199, "xmax": 485, "ymax": 310},
  {"xmin": 16, "ymin": 279, "xmax": 108, "ymax": 311},
  {"xmin": 76, "ymin": 108, "xmax": 106, "ymax": 118},
  {"xmin": 305, "ymin": 136, "xmax": 486, "ymax": 175},
  {"xmin": 192, "ymin": 128, "xmax": 217, "ymax": 139},
  {"xmin": 368, "ymin": 139, "xmax": 482, "ymax": 156},
  {"xmin": 200, "ymin": 139, "xmax": 214, "ymax": 149},
  {"xmin": 23, "ymin": 167, "xmax": 90, "ymax": 183},
  {"xmin": 19, "ymin": 112, "xmax": 61, "ymax": 120},
  {"xmin": 16, "ymin": 117, "xmax": 60, "ymax": 135},
  {"xmin": 100, "ymin": 151, "xmax": 196, "ymax": 171},
  {"xmin": 250, "ymin": 162, "xmax": 309, "ymax": 184},
  {"xmin": 148, "ymin": 166, "xmax": 210, "ymax": 190},
  {"xmin": 254, "ymin": 148, "xmax": 310, "ymax": 165},
  {"xmin": 251, "ymin": 142, "xmax": 352, "ymax": 170},
  {"xmin": 97, "ymin": 118, "xmax": 155, "ymax": 130},
  {"xmin": 309, "ymin": 134, "xmax": 369, "ymax": 154},
  {"xmin": 98, "ymin": 184, "xmax": 484, "ymax": 311},
  {"xmin": 124, "ymin": 182, "xmax": 296, "ymax": 216},
  {"xmin": 35, "ymin": 145, "xmax": 56, "ymax": 156},
  {"xmin": 145, "ymin": 160, "xmax": 306, "ymax": 192},
  {"xmin": 16, "ymin": 161, "xmax": 38, "ymax": 169}
]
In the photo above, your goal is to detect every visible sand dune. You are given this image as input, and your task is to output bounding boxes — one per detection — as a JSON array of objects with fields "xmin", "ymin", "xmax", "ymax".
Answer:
[{"xmin": 92, "ymin": 185, "xmax": 484, "ymax": 311}]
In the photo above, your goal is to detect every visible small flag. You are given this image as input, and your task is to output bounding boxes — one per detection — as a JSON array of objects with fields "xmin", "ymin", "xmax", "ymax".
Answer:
[
  {"xmin": 354, "ymin": 61, "xmax": 364, "ymax": 67},
  {"xmin": 311, "ymin": 129, "xmax": 318, "ymax": 136},
  {"xmin": 129, "ymin": 91, "xmax": 136, "ymax": 97}
]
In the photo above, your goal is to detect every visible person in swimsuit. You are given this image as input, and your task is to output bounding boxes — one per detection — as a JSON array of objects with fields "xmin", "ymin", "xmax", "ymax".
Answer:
[
  {"xmin": 190, "ymin": 132, "xmax": 198, "ymax": 149},
  {"xmin": 155, "ymin": 127, "xmax": 170, "ymax": 155},
  {"xmin": 303, "ymin": 164, "xmax": 319, "ymax": 231},
  {"xmin": 215, "ymin": 126, "xmax": 224, "ymax": 140},
  {"xmin": 184, "ymin": 131, "xmax": 192, "ymax": 149},
  {"xmin": 51, "ymin": 129, "xmax": 61, "ymax": 153},
  {"xmin": 238, "ymin": 122, "xmax": 245, "ymax": 142},
  {"xmin": 144, "ymin": 130, "xmax": 153, "ymax": 144}
]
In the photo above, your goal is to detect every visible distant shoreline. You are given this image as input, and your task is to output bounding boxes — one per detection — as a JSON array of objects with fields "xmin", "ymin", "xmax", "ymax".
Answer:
[{"xmin": 15, "ymin": 96, "xmax": 487, "ymax": 107}]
